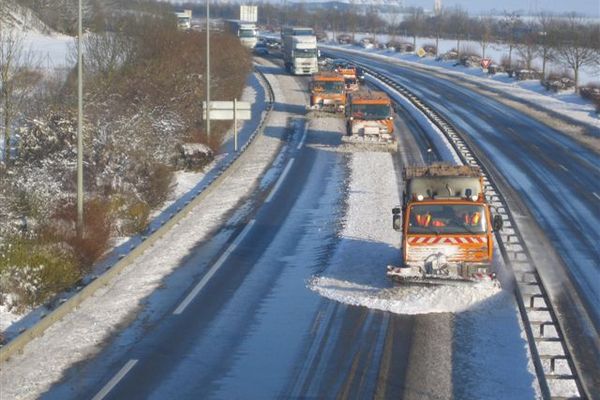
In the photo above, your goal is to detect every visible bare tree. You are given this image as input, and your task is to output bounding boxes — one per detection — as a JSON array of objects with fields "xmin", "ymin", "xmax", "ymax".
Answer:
[
  {"xmin": 448, "ymin": 7, "xmax": 469, "ymax": 59},
  {"xmin": 0, "ymin": 29, "xmax": 40, "ymax": 166},
  {"xmin": 82, "ymin": 32, "xmax": 132, "ymax": 86},
  {"xmin": 404, "ymin": 7, "xmax": 425, "ymax": 51},
  {"xmin": 536, "ymin": 13, "xmax": 557, "ymax": 79},
  {"xmin": 500, "ymin": 11, "xmax": 522, "ymax": 69},
  {"xmin": 388, "ymin": 13, "xmax": 400, "ymax": 43},
  {"xmin": 516, "ymin": 23, "xmax": 538, "ymax": 70},
  {"xmin": 553, "ymin": 15, "xmax": 600, "ymax": 92},
  {"xmin": 430, "ymin": 10, "xmax": 447, "ymax": 57},
  {"xmin": 478, "ymin": 15, "xmax": 495, "ymax": 59}
]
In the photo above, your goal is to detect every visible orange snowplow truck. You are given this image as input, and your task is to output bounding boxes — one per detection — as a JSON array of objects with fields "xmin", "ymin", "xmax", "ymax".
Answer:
[
  {"xmin": 308, "ymin": 71, "xmax": 346, "ymax": 112},
  {"xmin": 336, "ymin": 65, "xmax": 359, "ymax": 92},
  {"xmin": 388, "ymin": 164, "xmax": 504, "ymax": 284},
  {"xmin": 345, "ymin": 89, "xmax": 395, "ymax": 150}
]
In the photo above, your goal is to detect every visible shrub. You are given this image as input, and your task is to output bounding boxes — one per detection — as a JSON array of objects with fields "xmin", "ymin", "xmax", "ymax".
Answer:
[
  {"xmin": 110, "ymin": 195, "xmax": 151, "ymax": 236},
  {"xmin": 44, "ymin": 198, "xmax": 113, "ymax": 270},
  {"xmin": 0, "ymin": 237, "xmax": 79, "ymax": 312},
  {"xmin": 137, "ymin": 162, "xmax": 174, "ymax": 209}
]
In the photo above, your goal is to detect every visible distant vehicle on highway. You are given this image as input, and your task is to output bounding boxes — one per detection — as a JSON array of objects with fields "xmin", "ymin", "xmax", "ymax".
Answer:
[
  {"xmin": 254, "ymin": 42, "xmax": 269, "ymax": 56},
  {"xmin": 264, "ymin": 38, "xmax": 281, "ymax": 49}
]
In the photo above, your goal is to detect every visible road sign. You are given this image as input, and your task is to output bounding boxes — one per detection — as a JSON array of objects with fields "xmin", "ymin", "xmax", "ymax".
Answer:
[
  {"xmin": 417, "ymin": 48, "xmax": 427, "ymax": 58},
  {"xmin": 202, "ymin": 101, "xmax": 251, "ymax": 120},
  {"xmin": 203, "ymin": 99, "xmax": 251, "ymax": 152},
  {"xmin": 481, "ymin": 58, "xmax": 492, "ymax": 69}
]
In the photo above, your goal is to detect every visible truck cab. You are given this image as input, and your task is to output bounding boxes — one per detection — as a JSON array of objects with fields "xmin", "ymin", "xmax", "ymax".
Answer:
[
  {"xmin": 308, "ymin": 71, "xmax": 346, "ymax": 112},
  {"xmin": 175, "ymin": 10, "xmax": 192, "ymax": 30},
  {"xmin": 346, "ymin": 90, "xmax": 394, "ymax": 143},
  {"xmin": 389, "ymin": 165, "xmax": 503, "ymax": 283},
  {"xmin": 331, "ymin": 60, "xmax": 359, "ymax": 91},
  {"xmin": 282, "ymin": 26, "xmax": 319, "ymax": 75}
]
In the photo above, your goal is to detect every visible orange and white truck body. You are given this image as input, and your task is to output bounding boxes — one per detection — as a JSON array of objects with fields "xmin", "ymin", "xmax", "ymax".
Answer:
[
  {"xmin": 336, "ymin": 66, "xmax": 359, "ymax": 91},
  {"xmin": 308, "ymin": 71, "xmax": 346, "ymax": 112},
  {"xmin": 345, "ymin": 90, "xmax": 394, "ymax": 145},
  {"xmin": 388, "ymin": 165, "xmax": 502, "ymax": 284}
]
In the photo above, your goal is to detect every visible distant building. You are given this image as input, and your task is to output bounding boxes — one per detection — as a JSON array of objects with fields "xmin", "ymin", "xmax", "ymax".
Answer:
[{"xmin": 434, "ymin": 0, "xmax": 442, "ymax": 15}]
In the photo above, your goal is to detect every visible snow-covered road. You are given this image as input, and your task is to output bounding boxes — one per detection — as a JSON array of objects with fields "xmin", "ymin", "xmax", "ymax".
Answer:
[
  {"xmin": 2, "ymin": 56, "xmax": 541, "ymax": 400},
  {"xmin": 326, "ymin": 47, "xmax": 600, "ymax": 397}
]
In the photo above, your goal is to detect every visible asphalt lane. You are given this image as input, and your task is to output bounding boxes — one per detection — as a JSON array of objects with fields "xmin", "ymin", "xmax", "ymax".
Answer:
[{"xmin": 325, "ymin": 48, "xmax": 600, "ymax": 396}]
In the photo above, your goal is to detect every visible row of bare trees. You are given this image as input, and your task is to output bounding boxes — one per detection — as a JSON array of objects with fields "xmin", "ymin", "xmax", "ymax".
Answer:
[{"xmin": 399, "ymin": 9, "xmax": 599, "ymax": 90}]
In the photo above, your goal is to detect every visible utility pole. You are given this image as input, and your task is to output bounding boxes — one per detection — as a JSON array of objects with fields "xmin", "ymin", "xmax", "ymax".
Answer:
[
  {"xmin": 77, "ymin": 0, "xmax": 84, "ymax": 235},
  {"xmin": 206, "ymin": 0, "xmax": 211, "ymax": 140}
]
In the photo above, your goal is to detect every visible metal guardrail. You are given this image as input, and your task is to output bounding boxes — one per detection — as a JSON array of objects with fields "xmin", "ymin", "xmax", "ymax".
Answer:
[
  {"xmin": 0, "ymin": 66, "xmax": 275, "ymax": 365},
  {"xmin": 344, "ymin": 58, "xmax": 587, "ymax": 400}
]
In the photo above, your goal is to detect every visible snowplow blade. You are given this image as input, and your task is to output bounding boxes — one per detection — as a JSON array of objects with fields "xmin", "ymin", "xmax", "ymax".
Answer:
[
  {"xmin": 341, "ymin": 135, "xmax": 398, "ymax": 152},
  {"xmin": 386, "ymin": 265, "xmax": 496, "ymax": 286}
]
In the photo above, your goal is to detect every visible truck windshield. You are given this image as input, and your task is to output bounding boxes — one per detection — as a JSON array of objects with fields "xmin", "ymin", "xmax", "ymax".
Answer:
[
  {"xmin": 295, "ymin": 49, "xmax": 317, "ymax": 58},
  {"xmin": 293, "ymin": 29, "xmax": 314, "ymax": 36},
  {"xmin": 408, "ymin": 204, "xmax": 487, "ymax": 234},
  {"xmin": 351, "ymin": 104, "xmax": 390, "ymax": 120},
  {"xmin": 239, "ymin": 29, "xmax": 255, "ymax": 38},
  {"xmin": 312, "ymin": 82, "xmax": 345, "ymax": 93}
]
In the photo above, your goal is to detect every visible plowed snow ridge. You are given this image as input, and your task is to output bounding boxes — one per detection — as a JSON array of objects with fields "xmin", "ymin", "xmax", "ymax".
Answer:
[{"xmin": 307, "ymin": 145, "xmax": 502, "ymax": 314}]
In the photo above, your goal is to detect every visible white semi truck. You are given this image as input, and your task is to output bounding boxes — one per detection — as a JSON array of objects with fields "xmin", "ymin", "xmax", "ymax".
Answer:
[
  {"xmin": 281, "ymin": 26, "xmax": 319, "ymax": 75},
  {"xmin": 175, "ymin": 10, "xmax": 192, "ymax": 30},
  {"xmin": 225, "ymin": 20, "xmax": 258, "ymax": 48}
]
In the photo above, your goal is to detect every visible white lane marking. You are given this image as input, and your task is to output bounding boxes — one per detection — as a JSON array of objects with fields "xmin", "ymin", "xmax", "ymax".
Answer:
[
  {"xmin": 593, "ymin": 192, "xmax": 600, "ymax": 201},
  {"xmin": 265, "ymin": 158, "xmax": 295, "ymax": 203},
  {"xmin": 559, "ymin": 164, "xmax": 568, "ymax": 172},
  {"xmin": 92, "ymin": 359, "xmax": 138, "ymax": 400},
  {"xmin": 173, "ymin": 220, "xmax": 256, "ymax": 315},
  {"xmin": 297, "ymin": 123, "xmax": 309, "ymax": 150}
]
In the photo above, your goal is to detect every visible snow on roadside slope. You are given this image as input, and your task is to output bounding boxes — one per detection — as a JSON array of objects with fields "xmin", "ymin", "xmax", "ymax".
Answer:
[{"xmin": 0, "ymin": 61, "xmax": 297, "ymax": 400}]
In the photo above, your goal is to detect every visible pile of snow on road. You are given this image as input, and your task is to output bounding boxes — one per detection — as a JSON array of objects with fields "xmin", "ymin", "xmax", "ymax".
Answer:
[
  {"xmin": 309, "ymin": 276, "xmax": 501, "ymax": 315},
  {"xmin": 305, "ymin": 142, "xmax": 501, "ymax": 315}
]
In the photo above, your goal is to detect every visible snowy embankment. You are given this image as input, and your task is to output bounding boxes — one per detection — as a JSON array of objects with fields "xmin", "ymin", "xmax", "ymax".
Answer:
[
  {"xmin": 0, "ymin": 59, "xmax": 299, "ymax": 399},
  {"xmin": 0, "ymin": 73, "xmax": 261, "ymax": 334},
  {"xmin": 321, "ymin": 42, "xmax": 599, "ymax": 129}
]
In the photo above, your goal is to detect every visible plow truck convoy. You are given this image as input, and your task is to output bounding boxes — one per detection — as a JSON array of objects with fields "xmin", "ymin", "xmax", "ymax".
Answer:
[
  {"xmin": 282, "ymin": 26, "xmax": 319, "ymax": 75},
  {"xmin": 331, "ymin": 60, "xmax": 359, "ymax": 91},
  {"xmin": 388, "ymin": 164, "xmax": 504, "ymax": 285},
  {"xmin": 344, "ymin": 89, "xmax": 396, "ymax": 151},
  {"xmin": 308, "ymin": 71, "xmax": 346, "ymax": 112}
]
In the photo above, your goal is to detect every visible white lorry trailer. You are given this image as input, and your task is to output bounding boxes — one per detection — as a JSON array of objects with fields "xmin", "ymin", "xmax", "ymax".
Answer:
[
  {"xmin": 225, "ymin": 20, "xmax": 258, "ymax": 49},
  {"xmin": 175, "ymin": 10, "xmax": 192, "ymax": 30},
  {"xmin": 281, "ymin": 26, "xmax": 319, "ymax": 75}
]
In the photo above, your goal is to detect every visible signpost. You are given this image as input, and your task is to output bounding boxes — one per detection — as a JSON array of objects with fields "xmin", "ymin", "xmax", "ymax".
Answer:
[
  {"xmin": 203, "ymin": 100, "xmax": 251, "ymax": 151},
  {"xmin": 481, "ymin": 58, "xmax": 492, "ymax": 70}
]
